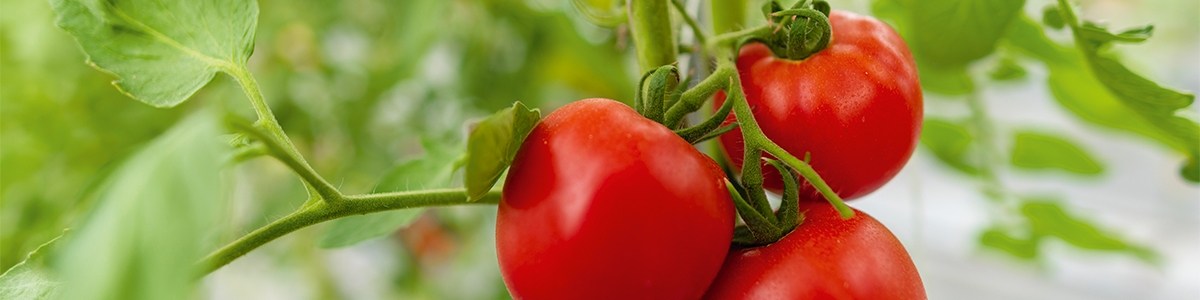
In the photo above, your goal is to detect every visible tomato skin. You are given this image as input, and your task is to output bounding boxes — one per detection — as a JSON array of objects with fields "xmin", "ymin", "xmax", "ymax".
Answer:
[
  {"xmin": 717, "ymin": 10, "xmax": 923, "ymax": 200},
  {"xmin": 497, "ymin": 98, "xmax": 735, "ymax": 299},
  {"xmin": 704, "ymin": 202, "xmax": 925, "ymax": 300}
]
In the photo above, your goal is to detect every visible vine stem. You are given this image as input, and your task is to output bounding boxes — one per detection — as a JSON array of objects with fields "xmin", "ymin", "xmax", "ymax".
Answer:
[
  {"xmin": 628, "ymin": 0, "xmax": 677, "ymax": 73},
  {"xmin": 198, "ymin": 189, "xmax": 501, "ymax": 275},
  {"xmin": 721, "ymin": 59, "xmax": 854, "ymax": 219},
  {"xmin": 225, "ymin": 65, "xmax": 343, "ymax": 202}
]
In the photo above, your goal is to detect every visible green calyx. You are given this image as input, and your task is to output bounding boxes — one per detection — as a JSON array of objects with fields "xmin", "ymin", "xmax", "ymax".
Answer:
[{"xmin": 757, "ymin": 0, "xmax": 833, "ymax": 61}]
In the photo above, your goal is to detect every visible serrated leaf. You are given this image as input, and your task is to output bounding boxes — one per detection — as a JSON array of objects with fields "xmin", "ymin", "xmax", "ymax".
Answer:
[
  {"xmin": 320, "ymin": 140, "xmax": 462, "ymax": 248},
  {"xmin": 1010, "ymin": 130, "xmax": 1104, "ymax": 176},
  {"xmin": 0, "ymin": 232, "xmax": 68, "ymax": 300},
  {"xmin": 1004, "ymin": 15, "xmax": 1199, "ymax": 183},
  {"xmin": 464, "ymin": 102, "xmax": 541, "ymax": 201},
  {"xmin": 55, "ymin": 113, "xmax": 227, "ymax": 300},
  {"xmin": 920, "ymin": 118, "xmax": 980, "ymax": 176},
  {"xmin": 50, "ymin": 0, "xmax": 257, "ymax": 107},
  {"xmin": 979, "ymin": 227, "xmax": 1040, "ymax": 260},
  {"xmin": 909, "ymin": 0, "xmax": 1025, "ymax": 68},
  {"xmin": 1020, "ymin": 198, "xmax": 1157, "ymax": 263}
]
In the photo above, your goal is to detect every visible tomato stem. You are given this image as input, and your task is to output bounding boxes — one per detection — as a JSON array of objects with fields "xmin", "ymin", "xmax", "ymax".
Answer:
[
  {"xmin": 197, "ymin": 189, "xmax": 501, "ymax": 275},
  {"xmin": 628, "ymin": 0, "xmax": 678, "ymax": 73},
  {"xmin": 227, "ymin": 65, "xmax": 343, "ymax": 203}
]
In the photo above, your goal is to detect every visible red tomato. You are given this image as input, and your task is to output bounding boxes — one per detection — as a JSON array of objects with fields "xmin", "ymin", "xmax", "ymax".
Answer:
[
  {"xmin": 717, "ymin": 10, "xmax": 923, "ymax": 200},
  {"xmin": 704, "ymin": 202, "xmax": 925, "ymax": 300},
  {"xmin": 497, "ymin": 98, "xmax": 735, "ymax": 299}
]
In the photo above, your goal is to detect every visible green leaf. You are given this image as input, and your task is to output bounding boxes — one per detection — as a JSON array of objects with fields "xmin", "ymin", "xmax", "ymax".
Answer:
[
  {"xmin": 1020, "ymin": 198, "xmax": 1157, "ymax": 263},
  {"xmin": 54, "ymin": 113, "xmax": 227, "ymax": 300},
  {"xmin": 0, "ymin": 232, "xmax": 69, "ymax": 300},
  {"xmin": 464, "ymin": 102, "xmax": 541, "ymax": 201},
  {"xmin": 1041, "ymin": 6, "xmax": 1064, "ymax": 30},
  {"xmin": 50, "ymin": 0, "xmax": 257, "ymax": 107},
  {"xmin": 1004, "ymin": 15, "xmax": 1199, "ymax": 183},
  {"xmin": 988, "ymin": 56, "xmax": 1028, "ymax": 81},
  {"xmin": 979, "ymin": 226, "xmax": 1040, "ymax": 260},
  {"xmin": 320, "ymin": 140, "xmax": 462, "ymax": 248},
  {"xmin": 920, "ymin": 118, "xmax": 980, "ymax": 176},
  {"xmin": 1010, "ymin": 130, "xmax": 1104, "ymax": 176},
  {"xmin": 908, "ymin": 0, "xmax": 1025, "ymax": 68}
]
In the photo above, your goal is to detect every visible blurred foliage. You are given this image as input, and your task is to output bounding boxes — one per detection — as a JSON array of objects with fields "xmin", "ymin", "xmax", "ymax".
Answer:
[{"xmin": 3, "ymin": 0, "xmax": 633, "ymax": 297}]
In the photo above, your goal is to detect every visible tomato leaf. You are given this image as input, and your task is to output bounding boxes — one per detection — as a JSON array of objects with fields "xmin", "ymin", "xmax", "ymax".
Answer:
[
  {"xmin": 464, "ymin": 102, "xmax": 541, "ymax": 201},
  {"xmin": 0, "ymin": 232, "xmax": 68, "ymax": 300},
  {"xmin": 49, "ymin": 0, "xmax": 257, "ymax": 107},
  {"xmin": 920, "ymin": 118, "xmax": 980, "ymax": 176},
  {"xmin": 978, "ymin": 226, "xmax": 1040, "ymax": 260},
  {"xmin": 320, "ymin": 140, "xmax": 462, "ymax": 248},
  {"xmin": 870, "ymin": 0, "xmax": 1022, "ymax": 95},
  {"xmin": 1004, "ymin": 15, "xmax": 1199, "ymax": 183},
  {"xmin": 1020, "ymin": 198, "xmax": 1158, "ymax": 263},
  {"xmin": 908, "ymin": 0, "xmax": 1025, "ymax": 68},
  {"xmin": 1009, "ymin": 130, "xmax": 1104, "ymax": 176},
  {"xmin": 54, "ymin": 112, "xmax": 228, "ymax": 299}
]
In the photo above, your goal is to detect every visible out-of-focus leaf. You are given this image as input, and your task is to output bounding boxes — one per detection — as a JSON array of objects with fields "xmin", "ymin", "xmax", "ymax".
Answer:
[
  {"xmin": 1054, "ymin": 1, "xmax": 1199, "ymax": 183},
  {"xmin": 1041, "ymin": 6, "xmax": 1064, "ymax": 29},
  {"xmin": 988, "ymin": 56, "xmax": 1028, "ymax": 81},
  {"xmin": 320, "ymin": 140, "xmax": 462, "ymax": 248},
  {"xmin": 464, "ymin": 102, "xmax": 540, "ymax": 202},
  {"xmin": 908, "ymin": 0, "xmax": 1025, "ymax": 68},
  {"xmin": 1010, "ymin": 130, "xmax": 1104, "ymax": 176},
  {"xmin": 1004, "ymin": 15, "xmax": 1199, "ymax": 183},
  {"xmin": 49, "ymin": 0, "xmax": 257, "ymax": 107},
  {"xmin": 1021, "ymin": 198, "xmax": 1158, "ymax": 263},
  {"xmin": 54, "ymin": 113, "xmax": 227, "ymax": 300},
  {"xmin": 0, "ymin": 232, "xmax": 68, "ymax": 300},
  {"xmin": 571, "ymin": 0, "xmax": 625, "ymax": 27},
  {"xmin": 921, "ymin": 118, "xmax": 980, "ymax": 175},
  {"xmin": 871, "ymin": 0, "xmax": 1022, "ymax": 95},
  {"xmin": 979, "ymin": 226, "xmax": 1040, "ymax": 260}
]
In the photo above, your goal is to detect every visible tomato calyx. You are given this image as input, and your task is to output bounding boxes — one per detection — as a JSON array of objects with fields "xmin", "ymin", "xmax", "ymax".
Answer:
[
  {"xmin": 727, "ymin": 157, "xmax": 807, "ymax": 246},
  {"xmin": 755, "ymin": 0, "xmax": 833, "ymax": 61}
]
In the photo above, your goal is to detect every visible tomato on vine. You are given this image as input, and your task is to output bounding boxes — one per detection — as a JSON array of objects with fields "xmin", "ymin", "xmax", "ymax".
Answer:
[
  {"xmin": 717, "ymin": 10, "xmax": 923, "ymax": 201},
  {"xmin": 704, "ymin": 202, "xmax": 925, "ymax": 299},
  {"xmin": 496, "ymin": 98, "xmax": 735, "ymax": 299}
]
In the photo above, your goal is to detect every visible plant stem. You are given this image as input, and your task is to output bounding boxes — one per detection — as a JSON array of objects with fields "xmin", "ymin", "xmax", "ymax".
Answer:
[
  {"xmin": 629, "ymin": 0, "xmax": 677, "ymax": 73},
  {"xmin": 198, "ymin": 189, "xmax": 501, "ymax": 274},
  {"xmin": 723, "ymin": 60, "xmax": 853, "ymax": 218},
  {"xmin": 664, "ymin": 65, "xmax": 733, "ymax": 127},
  {"xmin": 225, "ymin": 65, "xmax": 343, "ymax": 202},
  {"xmin": 670, "ymin": 0, "xmax": 707, "ymax": 45}
]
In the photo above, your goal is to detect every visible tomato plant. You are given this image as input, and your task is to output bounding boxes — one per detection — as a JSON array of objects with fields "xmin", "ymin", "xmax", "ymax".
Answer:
[
  {"xmin": 497, "ymin": 98, "xmax": 734, "ymax": 299},
  {"xmin": 704, "ymin": 202, "xmax": 924, "ymax": 300},
  {"xmin": 716, "ymin": 10, "xmax": 923, "ymax": 201},
  {"xmin": 3, "ymin": 0, "xmax": 1193, "ymax": 298}
]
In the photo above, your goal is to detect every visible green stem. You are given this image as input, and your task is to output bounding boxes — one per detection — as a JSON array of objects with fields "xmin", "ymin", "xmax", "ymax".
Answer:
[
  {"xmin": 710, "ymin": 0, "xmax": 746, "ymax": 34},
  {"xmin": 723, "ymin": 62, "xmax": 853, "ymax": 219},
  {"xmin": 708, "ymin": 25, "xmax": 771, "ymax": 50},
  {"xmin": 198, "ymin": 189, "xmax": 501, "ymax": 274},
  {"xmin": 629, "ymin": 0, "xmax": 678, "ymax": 73},
  {"xmin": 664, "ymin": 65, "xmax": 733, "ymax": 127},
  {"xmin": 226, "ymin": 66, "xmax": 343, "ymax": 202},
  {"xmin": 670, "ymin": 0, "xmax": 707, "ymax": 45}
]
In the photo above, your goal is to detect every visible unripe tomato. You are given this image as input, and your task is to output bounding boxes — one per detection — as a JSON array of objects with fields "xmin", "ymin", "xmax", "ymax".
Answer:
[
  {"xmin": 704, "ymin": 202, "xmax": 926, "ymax": 300},
  {"xmin": 498, "ymin": 98, "xmax": 735, "ymax": 299},
  {"xmin": 718, "ymin": 10, "xmax": 923, "ymax": 200}
]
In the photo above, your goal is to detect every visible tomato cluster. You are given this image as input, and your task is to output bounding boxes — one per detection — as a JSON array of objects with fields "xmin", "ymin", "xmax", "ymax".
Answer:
[{"xmin": 496, "ymin": 10, "xmax": 924, "ymax": 300}]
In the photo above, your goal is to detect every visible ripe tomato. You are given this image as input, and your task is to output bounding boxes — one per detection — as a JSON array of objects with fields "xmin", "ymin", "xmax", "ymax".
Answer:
[
  {"xmin": 704, "ymin": 202, "xmax": 925, "ymax": 299},
  {"xmin": 717, "ymin": 10, "xmax": 923, "ymax": 200},
  {"xmin": 497, "ymin": 98, "xmax": 735, "ymax": 299}
]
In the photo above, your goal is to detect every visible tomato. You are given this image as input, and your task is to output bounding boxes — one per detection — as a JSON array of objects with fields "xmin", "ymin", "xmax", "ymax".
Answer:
[
  {"xmin": 497, "ymin": 98, "xmax": 735, "ymax": 299},
  {"xmin": 704, "ymin": 202, "xmax": 925, "ymax": 300},
  {"xmin": 717, "ymin": 10, "xmax": 923, "ymax": 200}
]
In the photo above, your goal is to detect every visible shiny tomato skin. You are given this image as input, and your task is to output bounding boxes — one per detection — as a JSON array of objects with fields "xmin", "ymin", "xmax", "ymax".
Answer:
[
  {"xmin": 717, "ymin": 10, "xmax": 923, "ymax": 200},
  {"xmin": 704, "ymin": 202, "xmax": 925, "ymax": 300},
  {"xmin": 497, "ymin": 98, "xmax": 735, "ymax": 299}
]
